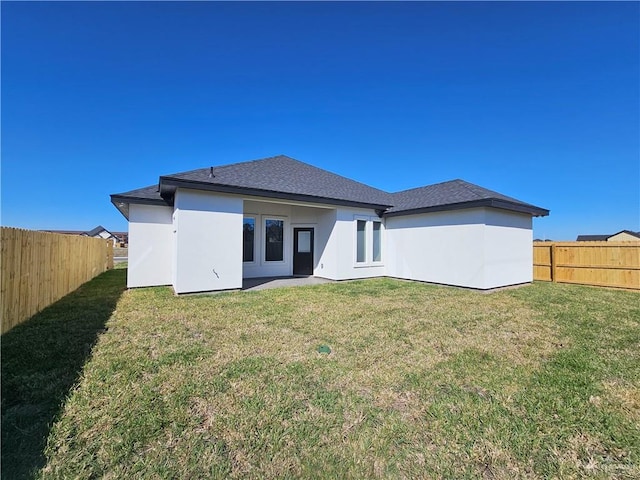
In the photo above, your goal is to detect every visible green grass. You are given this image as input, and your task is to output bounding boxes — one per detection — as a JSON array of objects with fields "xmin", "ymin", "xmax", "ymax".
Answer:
[
  {"xmin": 3, "ymin": 274, "xmax": 639, "ymax": 479},
  {"xmin": 1, "ymin": 266, "xmax": 127, "ymax": 480}
]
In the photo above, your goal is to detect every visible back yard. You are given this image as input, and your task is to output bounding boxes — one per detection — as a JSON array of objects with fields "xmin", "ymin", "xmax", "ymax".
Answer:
[{"xmin": 2, "ymin": 270, "xmax": 639, "ymax": 479}]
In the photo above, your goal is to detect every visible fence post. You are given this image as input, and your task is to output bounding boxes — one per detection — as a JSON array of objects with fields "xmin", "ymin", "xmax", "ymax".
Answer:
[
  {"xmin": 107, "ymin": 240, "xmax": 114, "ymax": 270},
  {"xmin": 550, "ymin": 243, "xmax": 557, "ymax": 283}
]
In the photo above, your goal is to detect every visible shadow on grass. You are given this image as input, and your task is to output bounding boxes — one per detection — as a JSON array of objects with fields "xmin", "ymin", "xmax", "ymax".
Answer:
[{"xmin": 1, "ymin": 268, "xmax": 127, "ymax": 480}]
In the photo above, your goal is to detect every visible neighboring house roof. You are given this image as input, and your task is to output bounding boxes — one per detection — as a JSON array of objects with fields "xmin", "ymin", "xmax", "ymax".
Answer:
[
  {"xmin": 386, "ymin": 179, "xmax": 548, "ymax": 217},
  {"xmin": 576, "ymin": 234, "xmax": 610, "ymax": 241},
  {"xmin": 84, "ymin": 225, "xmax": 113, "ymax": 237},
  {"xmin": 42, "ymin": 226, "xmax": 120, "ymax": 239},
  {"xmin": 111, "ymin": 155, "xmax": 549, "ymax": 219},
  {"xmin": 577, "ymin": 230, "xmax": 640, "ymax": 241},
  {"xmin": 611, "ymin": 230, "xmax": 640, "ymax": 239}
]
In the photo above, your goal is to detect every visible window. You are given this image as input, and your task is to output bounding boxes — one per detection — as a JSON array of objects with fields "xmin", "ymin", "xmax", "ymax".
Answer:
[
  {"xmin": 265, "ymin": 219, "xmax": 284, "ymax": 262},
  {"xmin": 355, "ymin": 217, "xmax": 383, "ymax": 265},
  {"xmin": 356, "ymin": 220, "xmax": 367, "ymax": 263},
  {"xmin": 372, "ymin": 221, "xmax": 382, "ymax": 262},
  {"xmin": 243, "ymin": 217, "xmax": 255, "ymax": 262}
]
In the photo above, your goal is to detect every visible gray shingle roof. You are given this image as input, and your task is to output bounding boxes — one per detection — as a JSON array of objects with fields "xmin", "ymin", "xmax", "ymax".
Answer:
[
  {"xmin": 387, "ymin": 179, "xmax": 548, "ymax": 216},
  {"xmin": 111, "ymin": 184, "xmax": 169, "ymax": 219},
  {"xmin": 576, "ymin": 234, "xmax": 610, "ymax": 241},
  {"xmin": 111, "ymin": 155, "xmax": 548, "ymax": 218},
  {"xmin": 160, "ymin": 155, "xmax": 394, "ymax": 208},
  {"xmin": 112, "ymin": 184, "xmax": 164, "ymax": 202}
]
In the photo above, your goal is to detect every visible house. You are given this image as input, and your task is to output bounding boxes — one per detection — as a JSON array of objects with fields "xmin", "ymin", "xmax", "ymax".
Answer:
[
  {"xmin": 576, "ymin": 230, "xmax": 640, "ymax": 242},
  {"xmin": 42, "ymin": 225, "xmax": 125, "ymax": 246},
  {"xmin": 111, "ymin": 155, "xmax": 549, "ymax": 293},
  {"xmin": 82, "ymin": 225, "xmax": 118, "ymax": 242}
]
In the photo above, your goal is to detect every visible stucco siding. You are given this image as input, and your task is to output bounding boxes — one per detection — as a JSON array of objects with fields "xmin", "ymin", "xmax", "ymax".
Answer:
[
  {"xmin": 314, "ymin": 209, "xmax": 338, "ymax": 279},
  {"xmin": 128, "ymin": 194, "xmax": 535, "ymax": 292},
  {"xmin": 386, "ymin": 209, "xmax": 487, "ymax": 288},
  {"xmin": 242, "ymin": 200, "xmax": 293, "ymax": 278},
  {"xmin": 241, "ymin": 199, "xmax": 336, "ymax": 278},
  {"xmin": 386, "ymin": 208, "xmax": 534, "ymax": 289},
  {"xmin": 332, "ymin": 207, "xmax": 386, "ymax": 280},
  {"xmin": 128, "ymin": 204, "xmax": 173, "ymax": 288},
  {"xmin": 173, "ymin": 189, "xmax": 243, "ymax": 293},
  {"xmin": 482, "ymin": 210, "xmax": 533, "ymax": 288}
]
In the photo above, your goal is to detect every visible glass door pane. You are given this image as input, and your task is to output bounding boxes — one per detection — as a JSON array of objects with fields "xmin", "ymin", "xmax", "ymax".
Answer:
[{"xmin": 298, "ymin": 231, "xmax": 311, "ymax": 253}]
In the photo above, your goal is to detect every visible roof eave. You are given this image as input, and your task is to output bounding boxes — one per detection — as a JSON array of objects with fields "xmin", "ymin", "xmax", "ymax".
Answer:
[
  {"xmin": 110, "ymin": 194, "xmax": 172, "ymax": 220},
  {"xmin": 489, "ymin": 199, "xmax": 549, "ymax": 217},
  {"xmin": 384, "ymin": 198, "xmax": 549, "ymax": 218},
  {"xmin": 159, "ymin": 177, "xmax": 394, "ymax": 211}
]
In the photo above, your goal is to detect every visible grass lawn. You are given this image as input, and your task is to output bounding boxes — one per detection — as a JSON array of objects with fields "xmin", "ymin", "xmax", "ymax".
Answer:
[{"xmin": 2, "ymin": 271, "xmax": 639, "ymax": 479}]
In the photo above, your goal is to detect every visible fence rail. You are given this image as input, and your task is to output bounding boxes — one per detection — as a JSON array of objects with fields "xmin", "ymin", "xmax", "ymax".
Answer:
[
  {"xmin": 1, "ymin": 227, "xmax": 114, "ymax": 334},
  {"xmin": 533, "ymin": 241, "xmax": 640, "ymax": 290}
]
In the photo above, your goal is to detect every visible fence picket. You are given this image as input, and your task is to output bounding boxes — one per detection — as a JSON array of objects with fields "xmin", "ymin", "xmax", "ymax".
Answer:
[
  {"xmin": 533, "ymin": 241, "xmax": 640, "ymax": 290},
  {"xmin": 1, "ymin": 227, "xmax": 114, "ymax": 334}
]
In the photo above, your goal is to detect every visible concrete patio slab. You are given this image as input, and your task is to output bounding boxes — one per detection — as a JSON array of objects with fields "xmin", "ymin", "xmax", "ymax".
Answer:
[{"xmin": 242, "ymin": 276, "xmax": 333, "ymax": 291}]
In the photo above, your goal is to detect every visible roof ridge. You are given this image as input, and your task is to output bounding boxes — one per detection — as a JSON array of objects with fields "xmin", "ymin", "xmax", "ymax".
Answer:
[
  {"xmin": 162, "ymin": 155, "xmax": 289, "ymax": 178},
  {"xmin": 236, "ymin": 154, "xmax": 294, "ymax": 166},
  {"xmin": 392, "ymin": 178, "xmax": 462, "ymax": 195},
  {"xmin": 173, "ymin": 155, "xmax": 392, "ymax": 196},
  {"xmin": 612, "ymin": 229, "xmax": 640, "ymax": 238},
  {"xmin": 451, "ymin": 179, "xmax": 486, "ymax": 200},
  {"xmin": 456, "ymin": 179, "xmax": 534, "ymax": 206},
  {"xmin": 274, "ymin": 155, "xmax": 393, "ymax": 196}
]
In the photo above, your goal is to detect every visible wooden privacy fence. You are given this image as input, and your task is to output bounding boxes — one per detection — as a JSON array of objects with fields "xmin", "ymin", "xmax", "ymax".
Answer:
[
  {"xmin": 533, "ymin": 241, "xmax": 640, "ymax": 290},
  {"xmin": 1, "ymin": 227, "xmax": 114, "ymax": 334}
]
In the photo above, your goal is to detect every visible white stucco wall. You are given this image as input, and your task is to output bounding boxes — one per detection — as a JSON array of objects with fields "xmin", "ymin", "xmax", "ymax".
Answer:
[
  {"xmin": 386, "ymin": 208, "xmax": 533, "ymax": 289},
  {"xmin": 482, "ymin": 209, "xmax": 533, "ymax": 288},
  {"xmin": 173, "ymin": 189, "xmax": 243, "ymax": 293},
  {"xmin": 127, "ymin": 204, "xmax": 173, "ymax": 288},
  {"xmin": 238, "ymin": 199, "xmax": 386, "ymax": 281},
  {"xmin": 242, "ymin": 200, "xmax": 293, "ymax": 278},
  {"xmin": 292, "ymin": 206, "xmax": 335, "ymax": 279},
  {"xmin": 314, "ymin": 209, "xmax": 338, "ymax": 279},
  {"xmin": 331, "ymin": 207, "xmax": 387, "ymax": 280},
  {"xmin": 242, "ymin": 199, "xmax": 335, "ymax": 278},
  {"xmin": 386, "ymin": 209, "xmax": 487, "ymax": 288}
]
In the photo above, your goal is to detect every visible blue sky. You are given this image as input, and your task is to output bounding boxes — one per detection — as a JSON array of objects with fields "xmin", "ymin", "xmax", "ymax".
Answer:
[{"xmin": 2, "ymin": 1, "xmax": 638, "ymax": 240}]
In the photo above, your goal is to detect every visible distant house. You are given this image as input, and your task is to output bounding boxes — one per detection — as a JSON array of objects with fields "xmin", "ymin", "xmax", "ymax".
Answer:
[
  {"xmin": 111, "ymin": 154, "xmax": 549, "ymax": 293},
  {"xmin": 82, "ymin": 226, "xmax": 129, "ymax": 246},
  {"xmin": 43, "ymin": 226, "xmax": 128, "ymax": 246},
  {"xmin": 112, "ymin": 232, "xmax": 128, "ymax": 247},
  {"xmin": 576, "ymin": 230, "xmax": 640, "ymax": 242},
  {"xmin": 81, "ymin": 225, "xmax": 117, "ymax": 241}
]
